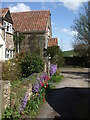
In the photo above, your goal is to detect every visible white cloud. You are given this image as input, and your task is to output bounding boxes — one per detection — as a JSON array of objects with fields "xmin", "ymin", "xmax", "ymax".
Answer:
[
  {"xmin": 59, "ymin": 0, "xmax": 89, "ymax": 11},
  {"xmin": 51, "ymin": 22, "xmax": 55, "ymax": 25},
  {"xmin": 41, "ymin": 2, "xmax": 47, "ymax": 9},
  {"xmin": 62, "ymin": 28, "xmax": 68, "ymax": 33},
  {"xmin": 62, "ymin": 28, "xmax": 78, "ymax": 36},
  {"xmin": 9, "ymin": 3, "xmax": 31, "ymax": 13}
]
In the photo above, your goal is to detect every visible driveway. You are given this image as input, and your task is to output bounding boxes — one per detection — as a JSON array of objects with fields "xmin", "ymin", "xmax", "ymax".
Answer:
[{"xmin": 37, "ymin": 68, "xmax": 89, "ymax": 119}]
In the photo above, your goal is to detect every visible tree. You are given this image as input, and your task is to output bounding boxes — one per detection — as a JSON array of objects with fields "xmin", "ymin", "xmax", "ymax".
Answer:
[
  {"xmin": 71, "ymin": 2, "xmax": 90, "ymax": 60},
  {"xmin": 46, "ymin": 46, "xmax": 64, "ymax": 67}
]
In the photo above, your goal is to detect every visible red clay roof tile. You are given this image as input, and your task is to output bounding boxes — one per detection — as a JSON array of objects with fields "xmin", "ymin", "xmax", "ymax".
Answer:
[
  {"xmin": 48, "ymin": 38, "xmax": 58, "ymax": 47},
  {"xmin": 0, "ymin": 8, "xmax": 9, "ymax": 18},
  {"xmin": 11, "ymin": 10, "xmax": 50, "ymax": 33}
]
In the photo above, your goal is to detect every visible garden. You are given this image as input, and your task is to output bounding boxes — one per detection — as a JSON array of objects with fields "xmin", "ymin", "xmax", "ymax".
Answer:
[{"xmin": 2, "ymin": 52, "xmax": 63, "ymax": 120}]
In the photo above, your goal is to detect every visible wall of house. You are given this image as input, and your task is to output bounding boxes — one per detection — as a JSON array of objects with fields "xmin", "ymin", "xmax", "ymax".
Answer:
[
  {"xmin": 5, "ymin": 33, "xmax": 14, "ymax": 60},
  {"xmin": 6, "ymin": 33, "xmax": 14, "ymax": 50},
  {"xmin": 45, "ymin": 16, "xmax": 52, "ymax": 49},
  {"xmin": 0, "ymin": 28, "xmax": 5, "ymax": 61},
  {"xmin": 3, "ymin": 20, "xmax": 14, "ymax": 60},
  {"xmin": 19, "ymin": 33, "xmax": 45, "ymax": 55}
]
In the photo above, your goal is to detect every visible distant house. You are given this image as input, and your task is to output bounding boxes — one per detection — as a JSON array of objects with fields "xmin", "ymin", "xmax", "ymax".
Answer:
[
  {"xmin": 48, "ymin": 38, "xmax": 58, "ymax": 47},
  {"xmin": 0, "ymin": 8, "xmax": 14, "ymax": 61},
  {"xmin": 11, "ymin": 10, "xmax": 52, "ymax": 52}
]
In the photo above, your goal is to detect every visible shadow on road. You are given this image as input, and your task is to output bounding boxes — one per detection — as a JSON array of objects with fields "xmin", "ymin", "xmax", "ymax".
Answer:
[
  {"xmin": 61, "ymin": 71, "xmax": 90, "ymax": 79},
  {"xmin": 45, "ymin": 87, "xmax": 90, "ymax": 119}
]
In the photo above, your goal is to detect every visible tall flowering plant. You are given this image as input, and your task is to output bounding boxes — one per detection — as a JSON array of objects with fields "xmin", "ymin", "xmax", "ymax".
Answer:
[
  {"xmin": 19, "ymin": 92, "xmax": 28, "ymax": 114},
  {"xmin": 32, "ymin": 73, "xmax": 50, "ymax": 101},
  {"xmin": 50, "ymin": 64, "xmax": 57, "ymax": 76}
]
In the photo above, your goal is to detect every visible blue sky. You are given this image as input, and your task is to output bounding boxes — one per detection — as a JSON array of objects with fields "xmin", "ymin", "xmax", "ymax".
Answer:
[{"xmin": 1, "ymin": 1, "xmax": 88, "ymax": 51}]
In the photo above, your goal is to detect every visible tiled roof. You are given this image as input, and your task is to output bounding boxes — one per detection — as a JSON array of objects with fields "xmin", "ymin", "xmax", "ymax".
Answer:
[
  {"xmin": 11, "ymin": 10, "xmax": 50, "ymax": 33},
  {"xmin": 48, "ymin": 38, "xmax": 58, "ymax": 47},
  {"xmin": 0, "ymin": 8, "xmax": 9, "ymax": 18}
]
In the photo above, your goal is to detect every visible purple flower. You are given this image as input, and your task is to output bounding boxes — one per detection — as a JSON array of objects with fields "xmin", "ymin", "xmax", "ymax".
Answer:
[
  {"xmin": 19, "ymin": 104, "xmax": 24, "ymax": 113},
  {"xmin": 50, "ymin": 64, "xmax": 57, "ymax": 76},
  {"xmin": 22, "ymin": 92, "xmax": 28, "ymax": 108},
  {"xmin": 33, "ymin": 83, "xmax": 40, "ymax": 93},
  {"xmin": 19, "ymin": 92, "xmax": 28, "ymax": 113}
]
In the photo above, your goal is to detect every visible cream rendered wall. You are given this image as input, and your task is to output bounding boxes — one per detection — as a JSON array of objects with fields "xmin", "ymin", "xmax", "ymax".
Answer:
[{"xmin": 0, "ymin": 28, "xmax": 5, "ymax": 61}]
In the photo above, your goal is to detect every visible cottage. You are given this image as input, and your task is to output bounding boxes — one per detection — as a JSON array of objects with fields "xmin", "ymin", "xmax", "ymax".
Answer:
[
  {"xmin": 11, "ymin": 10, "xmax": 52, "ymax": 53},
  {"xmin": 0, "ymin": 8, "xmax": 58, "ymax": 61},
  {"xmin": 0, "ymin": 8, "xmax": 14, "ymax": 61}
]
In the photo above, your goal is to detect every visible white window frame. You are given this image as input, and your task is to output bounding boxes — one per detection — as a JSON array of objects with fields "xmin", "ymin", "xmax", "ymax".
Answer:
[
  {"xmin": 5, "ymin": 49, "xmax": 13, "ymax": 59},
  {"xmin": 3, "ymin": 21, "xmax": 12, "ymax": 33}
]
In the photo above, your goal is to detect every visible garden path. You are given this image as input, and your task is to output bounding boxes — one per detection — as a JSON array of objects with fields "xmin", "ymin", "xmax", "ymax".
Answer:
[{"xmin": 37, "ymin": 68, "xmax": 89, "ymax": 119}]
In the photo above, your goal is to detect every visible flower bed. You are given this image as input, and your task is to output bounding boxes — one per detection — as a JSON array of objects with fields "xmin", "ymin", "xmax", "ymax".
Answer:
[
  {"xmin": 2, "ymin": 64, "xmax": 63, "ymax": 119},
  {"xmin": 20, "ymin": 73, "xmax": 51, "ymax": 117},
  {"xmin": 2, "ymin": 73, "xmax": 51, "ymax": 119}
]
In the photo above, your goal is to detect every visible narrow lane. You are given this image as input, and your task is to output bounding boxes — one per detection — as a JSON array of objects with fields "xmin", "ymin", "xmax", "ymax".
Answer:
[{"xmin": 37, "ymin": 68, "xmax": 89, "ymax": 119}]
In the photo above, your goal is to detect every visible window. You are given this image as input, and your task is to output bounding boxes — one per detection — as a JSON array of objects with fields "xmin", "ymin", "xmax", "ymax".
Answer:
[
  {"xmin": 10, "ymin": 51, "xmax": 13, "ymax": 58},
  {"xmin": 10, "ymin": 25, "xmax": 12, "ymax": 32},
  {"xmin": 5, "ymin": 50, "xmax": 13, "ymax": 59},
  {"xmin": 7, "ymin": 25, "xmax": 9, "ymax": 32},
  {"xmin": 3, "ymin": 21, "xmax": 6, "ymax": 28}
]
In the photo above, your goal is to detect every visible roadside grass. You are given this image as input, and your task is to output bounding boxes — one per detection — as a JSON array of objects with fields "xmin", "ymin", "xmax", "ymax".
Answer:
[{"xmin": 50, "ymin": 73, "xmax": 64, "ymax": 83}]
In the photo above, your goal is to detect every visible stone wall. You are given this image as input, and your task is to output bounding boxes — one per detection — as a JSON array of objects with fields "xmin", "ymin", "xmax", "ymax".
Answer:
[
  {"xmin": 6, "ymin": 33, "xmax": 14, "ymax": 50},
  {"xmin": 0, "ymin": 62, "xmax": 2, "ymax": 79},
  {"xmin": 0, "ymin": 80, "xmax": 10, "ymax": 119},
  {"xmin": 26, "ymin": 83, "xmax": 32, "ymax": 100}
]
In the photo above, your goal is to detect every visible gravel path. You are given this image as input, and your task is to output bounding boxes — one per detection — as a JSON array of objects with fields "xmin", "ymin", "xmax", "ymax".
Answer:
[{"xmin": 37, "ymin": 68, "xmax": 89, "ymax": 119}]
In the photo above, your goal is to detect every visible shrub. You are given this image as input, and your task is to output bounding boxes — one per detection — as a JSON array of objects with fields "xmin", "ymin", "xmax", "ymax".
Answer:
[
  {"xmin": 50, "ymin": 73, "xmax": 63, "ymax": 83},
  {"xmin": 2, "ymin": 61, "xmax": 22, "ymax": 81},
  {"xmin": 20, "ymin": 53, "xmax": 44, "ymax": 77},
  {"xmin": 46, "ymin": 46, "xmax": 65, "ymax": 67}
]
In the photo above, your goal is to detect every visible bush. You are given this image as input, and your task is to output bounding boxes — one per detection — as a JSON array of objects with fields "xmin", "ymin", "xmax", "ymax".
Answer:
[
  {"xmin": 2, "ymin": 61, "xmax": 22, "ymax": 81},
  {"xmin": 50, "ymin": 73, "xmax": 63, "ymax": 83},
  {"xmin": 46, "ymin": 46, "xmax": 65, "ymax": 67},
  {"xmin": 20, "ymin": 53, "xmax": 44, "ymax": 77}
]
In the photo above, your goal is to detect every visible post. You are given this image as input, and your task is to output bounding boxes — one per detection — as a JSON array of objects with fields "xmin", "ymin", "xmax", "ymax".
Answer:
[{"xmin": 48, "ymin": 60, "xmax": 51, "ymax": 76}]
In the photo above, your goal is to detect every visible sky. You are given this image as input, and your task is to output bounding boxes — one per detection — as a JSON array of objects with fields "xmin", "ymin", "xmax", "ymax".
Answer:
[{"xmin": 1, "ymin": 1, "xmax": 88, "ymax": 51}]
